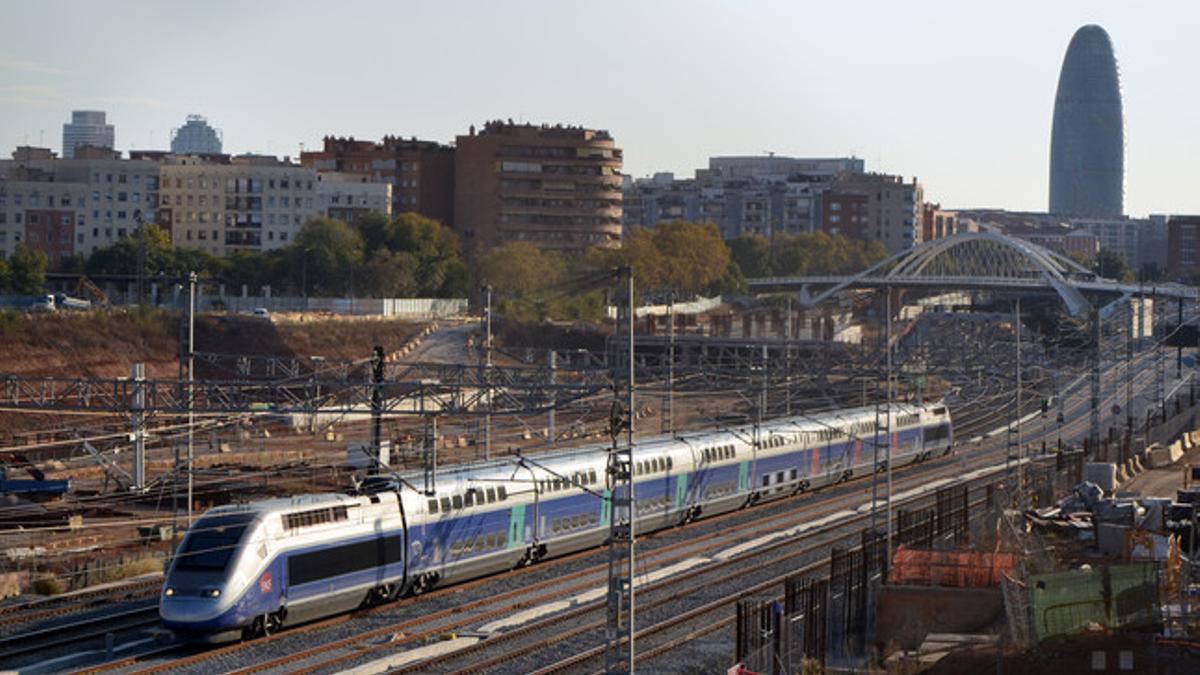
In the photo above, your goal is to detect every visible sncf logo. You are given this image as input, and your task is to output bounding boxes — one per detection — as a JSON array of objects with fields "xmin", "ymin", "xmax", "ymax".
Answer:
[{"xmin": 259, "ymin": 572, "xmax": 273, "ymax": 594}]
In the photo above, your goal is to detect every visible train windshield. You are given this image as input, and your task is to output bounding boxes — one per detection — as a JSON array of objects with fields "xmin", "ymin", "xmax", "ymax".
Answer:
[{"xmin": 175, "ymin": 513, "xmax": 255, "ymax": 572}]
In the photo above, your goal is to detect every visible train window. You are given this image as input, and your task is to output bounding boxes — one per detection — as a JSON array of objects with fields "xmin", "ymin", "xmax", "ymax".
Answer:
[
  {"xmin": 452, "ymin": 495, "xmax": 463, "ymax": 510},
  {"xmin": 590, "ymin": 469, "xmax": 598, "ymax": 484},
  {"xmin": 553, "ymin": 479, "xmax": 562, "ymax": 491},
  {"xmin": 498, "ymin": 486, "xmax": 507, "ymax": 501},
  {"xmin": 666, "ymin": 456, "xmax": 673, "ymax": 471},
  {"xmin": 790, "ymin": 469, "xmax": 798, "ymax": 481},
  {"xmin": 499, "ymin": 531, "xmax": 507, "ymax": 546},
  {"xmin": 440, "ymin": 497, "xmax": 451, "ymax": 513},
  {"xmin": 464, "ymin": 491, "xmax": 475, "ymax": 508},
  {"xmin": 762, "ymin": 475, "xmax": 771, "ymax": 487},
  {"xmin": 486, "ymin": 488, "xmax": 496, "ymax": 503},
  {"xmin": 552, "ymin": 519, "xmax": 560, "ymax": 533},
  {"xmin": 428, "ymin": 499, "xmax": 439, "ymax": 514},
  {"xmin": 176, "ymin": 513, "xmax": 254, "ymax": 571},
  {"xmin": 476, "ymin": 535, "xmax": 485, "ymax": 551},
  {"xmin": 728, "ymin": 446, "xmax": 735, "ymax": 458}
]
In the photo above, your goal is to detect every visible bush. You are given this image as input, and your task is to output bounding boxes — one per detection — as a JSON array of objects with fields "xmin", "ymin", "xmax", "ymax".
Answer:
[
  {"xmin": 32, "ymin": 575, "xmax": 64, "ymax": 596},
  {"xmin": 0, "ymin": 309, "xmax": 23, "ymax": 337}
]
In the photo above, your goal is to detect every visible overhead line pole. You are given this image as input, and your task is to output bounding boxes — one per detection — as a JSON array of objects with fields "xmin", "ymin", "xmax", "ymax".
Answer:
[
  {"xmin": 186, "ymin": 272, "xmax": 196, "ymax": 525},
  {"xmin": 605, "ymin": 266, "xmax": 636, "ymax": 673}
]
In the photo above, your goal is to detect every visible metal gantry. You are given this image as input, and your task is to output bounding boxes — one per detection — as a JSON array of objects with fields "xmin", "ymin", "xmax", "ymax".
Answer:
[{"xmin": 605, "ymin": 266, "xmax": 637, "ymax": 673}]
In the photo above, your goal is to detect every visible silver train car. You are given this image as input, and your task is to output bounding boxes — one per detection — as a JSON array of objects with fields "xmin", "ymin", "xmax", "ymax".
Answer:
[{"xmin": 161, "ymin": 402, "xmax": 951, "ymax": 640}]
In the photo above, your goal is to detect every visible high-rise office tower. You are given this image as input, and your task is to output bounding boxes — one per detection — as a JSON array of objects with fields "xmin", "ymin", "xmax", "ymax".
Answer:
[
  {"xmin": 171, "ymin": 115, "xmax": 223, "ymax": 155},
  {"xmin": 61, "ymin": 110, "xmax": 115, "ymax": 159},
  {"xmin": 1049, "ymin": 25, "xmax": 1124, "ymax": 217}
]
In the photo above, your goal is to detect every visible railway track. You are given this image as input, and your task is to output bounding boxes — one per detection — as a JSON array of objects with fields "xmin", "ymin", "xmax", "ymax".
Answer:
[
  {"xmin": 0, "ymin": 577, "xmax": 162, "ymax": 633},
  {"xmin": 65, "ymin": 343, "xmax": 1186, "ymax": 673},
  {"xmin": 115, "ymin": 443, "xmax": 1030, "ymax": 675},
  {"xmin": 0, "ymin": 605, "xmax": 160, "ymax": 662}
]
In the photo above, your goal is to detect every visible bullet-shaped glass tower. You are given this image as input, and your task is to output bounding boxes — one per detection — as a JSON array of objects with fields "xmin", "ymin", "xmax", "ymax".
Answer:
[{"xmin": 1049, "ymin": 24, "xmax": 1124, "ymax": 217}]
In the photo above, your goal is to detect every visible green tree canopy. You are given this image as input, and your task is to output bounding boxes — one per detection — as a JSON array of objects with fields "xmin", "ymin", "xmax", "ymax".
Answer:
[
  {"xmin": 291, "ymin": 217, "xmax": 365, "ymax": 296},
  {"xmin": 369, "ymin": 213, "xmax": 467, "ymax": 297},
  {"xmin": 1094, "ymin": 249, "xmax": 1134, "ymax": 283},
  {"xmin": 727, "ymin": 235, "xmax": 771, "ymax": 278},
  {"xmin": 9, "ymin": 244, "xmax": 48, "ymax": 294}
]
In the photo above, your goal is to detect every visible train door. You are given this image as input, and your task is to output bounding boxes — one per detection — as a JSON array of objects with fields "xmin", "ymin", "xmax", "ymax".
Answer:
[{"xmin": 507, "ymin": 503, "xmax": 526, "ymax": 550}]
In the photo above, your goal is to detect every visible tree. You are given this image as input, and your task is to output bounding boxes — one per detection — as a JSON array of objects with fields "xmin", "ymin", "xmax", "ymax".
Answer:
[
  {"xmin": 379, "ymin": 213, "xmax": 466, "ymax": 297},
  {"xmin": 727, "ymin": 235, "xmax": 771, "ymax": 278},
  {"xmin": 602, "ymin": 221, "xmax": 729, "ymax": 294},
  {"xmin": 1094, "ymin": 249, "xmax": 1134, "ymax": 282},
  {"xmin": 85, "ymin": 223, "xmax": 221, "ymax": 278},
  {"xmin": 478, "ymin": 242, "xmax": 564, "ymax": 321},
  {"xmin": 291, "ymin": 218, "xmax": 365, "ymax": 296},
  {"xmin": 0, "ymin": 258, "xmax": 12, "ymax": 294},
  {"xmin": 359, "ymin": 250, "xmax": 419, "ymax": 297},
  {"xmin": 9, "ymin": 244, "xmax": 47, "ymax": 294}
]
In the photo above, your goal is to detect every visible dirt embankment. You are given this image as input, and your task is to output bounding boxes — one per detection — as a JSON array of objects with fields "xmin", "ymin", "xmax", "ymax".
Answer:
[{"xmin": 0, "ymin": 310, "xmax": 428, "ymax": 379}]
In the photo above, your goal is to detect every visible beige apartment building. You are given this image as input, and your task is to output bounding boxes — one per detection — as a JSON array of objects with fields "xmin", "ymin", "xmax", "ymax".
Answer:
[
  {"xmin": 0, "ymin": 147, "xmax": 160, "ymax": 260},
  {"xmin": 158, "ymin": 155, "xmax": 321, "ymax": 255}
]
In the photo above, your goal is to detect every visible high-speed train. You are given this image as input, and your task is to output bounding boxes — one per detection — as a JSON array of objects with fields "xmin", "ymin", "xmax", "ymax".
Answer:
[{"xmin": 160, "ymin": 402, "xmax": 951, "ymax": 640}]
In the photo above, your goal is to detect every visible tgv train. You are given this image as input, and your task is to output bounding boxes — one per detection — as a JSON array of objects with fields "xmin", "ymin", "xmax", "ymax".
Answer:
[{"xmin": 160, "ymin": 402, "xmax": 952, "ymax": 641}]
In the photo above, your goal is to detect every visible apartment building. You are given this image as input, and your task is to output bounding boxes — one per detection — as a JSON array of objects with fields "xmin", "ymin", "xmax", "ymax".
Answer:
[
  {"xmin": 301, "ymin": 136, "xmax": 454, "ymax": 226},
  {"xmin": 455, "ymin": 121, "xmax": 623, "ymax": 251},
  {"xmin": 0, "ymin": 147, "xmax": 159, "ymax": 261},
  {"xmin": 159, "ymin": 155, "xmax": 320, "ymax": 255},
  {"xmin": 1167, "ymin": 216, "xmax": 1200, "ymax": 281},
  {"xmin": 624, "ymin": 156, "xmax": 863, "ymax": 239},
  {"xmin": 316, "ymin": 172, "xmax": 392, "ymax": 225},
  {"xmin": 830, "ymin": 173, "xmax": 924, "ymax": 254}
]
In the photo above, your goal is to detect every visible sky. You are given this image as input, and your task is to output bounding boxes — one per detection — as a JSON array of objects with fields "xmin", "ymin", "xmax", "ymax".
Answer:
[{"xmin": 2, "ymin": 1, "xmax": 1198, "ymax": 217}]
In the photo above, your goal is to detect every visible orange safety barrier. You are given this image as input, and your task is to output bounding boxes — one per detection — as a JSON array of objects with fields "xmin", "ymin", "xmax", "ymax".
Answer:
[{"xmin": 887, "ymin": 545, "xmax": 1017, "ymax": 587}]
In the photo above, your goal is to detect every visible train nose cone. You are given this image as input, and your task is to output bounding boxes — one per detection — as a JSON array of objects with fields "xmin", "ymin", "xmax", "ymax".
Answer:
[{"xmin": 160, "ymin": 595, "xmax": 226, "ymax": 625}]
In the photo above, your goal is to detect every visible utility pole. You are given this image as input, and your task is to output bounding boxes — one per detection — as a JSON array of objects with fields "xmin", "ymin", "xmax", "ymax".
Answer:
[
  {"xmin": 665, "ymin": 291, "xmax": 675, "ymax": 435},
  {"xmin": 186, "ymin": 272, "xmax": 196, "ymax": 525},
  {"xmin": 605, "ymin": 266, "xmax": 636, "ymax": 673},
  {"xmin": 885, "ymin": 285, "xmax": 894, "ymax": 558},
  {"xmin": 1178, "ymin": 297, "xmax": 1185, "ymax": 380},
  {"xmin": 483, "ymin": 285, "xmax": 493, "ymax": 460},
  {"xmin": 784, "ymin": 295, "xmax": 792, "ymax": 416},
  {"xmin": 132, "ymin": 362, "xmax": 146, "ymax": 492},
  {"xmin": 548, "ymin": 350, "xmax": 557, "ymax": 446},
  {"xmin": 1089, "ymin": 305, "xmax": 1102, "ymax": 457},
  {"xmin": 1126, "ymin": 297, "xmax": 1134, "ymax": 463},
  {"xmin": 1015, "ymin": 298, "xmax": 1024, "ymax": 508},
  {"xmin": 1155, "ymin": 291, "xmax": 1166, "ymax": 423},
  {"xmin": 370, "ymin": 345, "xmax": 385, "ymax": 474}
]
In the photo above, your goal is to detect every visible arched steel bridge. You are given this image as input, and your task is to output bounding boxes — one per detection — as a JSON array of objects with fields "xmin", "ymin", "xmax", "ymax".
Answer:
[{"xmin": 748, "ymin": 231, "xmax": 1197, "ymax": 315}]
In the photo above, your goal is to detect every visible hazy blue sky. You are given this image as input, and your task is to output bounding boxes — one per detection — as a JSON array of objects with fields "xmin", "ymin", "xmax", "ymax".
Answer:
[{"xmin": 2, "ymin": 1, "xmax": 1197, "ymax": 216}]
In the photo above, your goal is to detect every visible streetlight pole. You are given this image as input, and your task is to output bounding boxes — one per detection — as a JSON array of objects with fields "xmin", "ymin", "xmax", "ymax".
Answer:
[{"xmin": 186, "ymin": 271, "xmax": 196, "ymax": 525}]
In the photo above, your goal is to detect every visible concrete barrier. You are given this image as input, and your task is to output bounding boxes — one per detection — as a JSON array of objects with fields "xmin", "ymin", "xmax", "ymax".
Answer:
[
  {"xmin": 1115, "ymin": 462, "xmax": 1130, "ymax": 484},
  {"xmin": 1085, "ymin": 462, "xmax": 1118, "ymax": 494}
]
